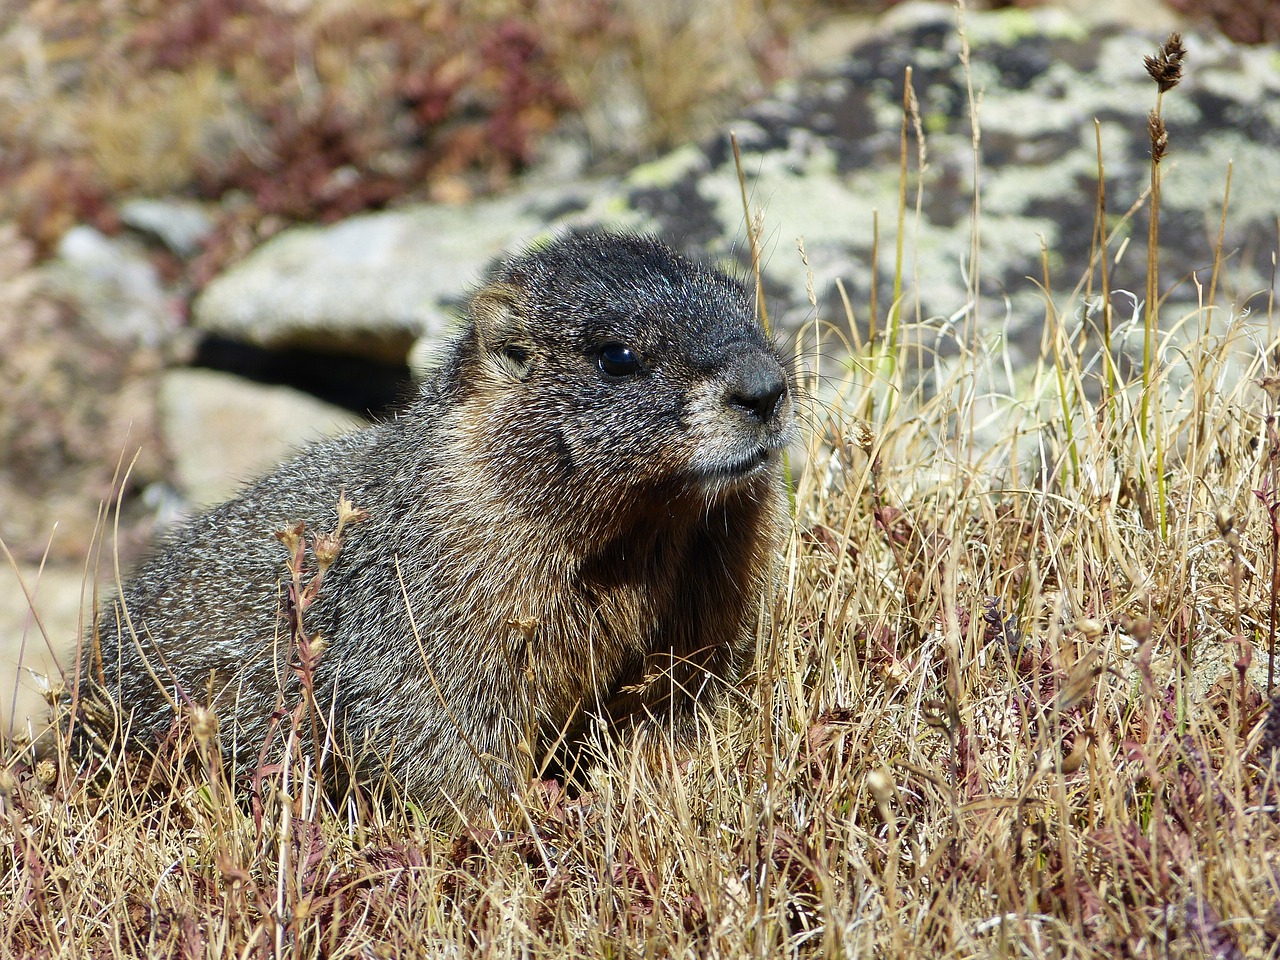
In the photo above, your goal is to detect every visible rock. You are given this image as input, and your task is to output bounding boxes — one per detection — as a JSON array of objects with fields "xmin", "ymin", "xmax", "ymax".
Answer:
[
  {"xmin": 0, "ymin": 562, "xmax": 88, "ymax": 740},
  {"xmin": 120, "ymin": 197, "xmax": 216, "ymax": 258},
  {"xmin": 0, "ymin": 224, "xmax": 169, "ymax": 566},
  {"xmin": 159, "ymin": 368, "xmax": 366, "ymax": 509},
  {"xmin": 191, "ymin": 5, "xmax": 1279, "ymax": 370},
  {"xmin": 43, "ymin": 225, "xmax": 181, "ymax": 347},
  {"xmin": 607, "ymin": 2, "xmax": 1280, "ymax": 355},
  {"xmin": 193, "ymin": 183, "xmax": 601, "ymax": 365}
]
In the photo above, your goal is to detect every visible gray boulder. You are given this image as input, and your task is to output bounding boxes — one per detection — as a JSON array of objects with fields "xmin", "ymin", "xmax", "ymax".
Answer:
[
  {"xmin": 159, "ymin": 368, "xmax": 366, "ymax": 510},
  {"xmin": 43, "ymin": 225, "xmax": 180, "ymax": 348},
  {"xmin": 193, "ymin": 183, "xmax": 605, "ymax": 365}
]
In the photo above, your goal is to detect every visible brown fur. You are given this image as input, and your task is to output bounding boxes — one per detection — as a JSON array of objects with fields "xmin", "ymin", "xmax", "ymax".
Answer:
[{"xmin": 69, "ymin": 231, "xmax": 795, "ymax": 814}]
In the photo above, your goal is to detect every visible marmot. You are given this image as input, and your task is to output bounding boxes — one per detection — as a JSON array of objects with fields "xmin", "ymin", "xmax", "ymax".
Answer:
[{"xmin": 70, "ymin": 231, "xmax": 795, "ymax": 812}]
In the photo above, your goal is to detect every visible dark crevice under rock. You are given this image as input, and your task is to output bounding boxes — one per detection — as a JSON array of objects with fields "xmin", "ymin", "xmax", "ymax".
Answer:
[{"xmin": 192, "ymin": 336, "xmax": 414, "ymax": 419}]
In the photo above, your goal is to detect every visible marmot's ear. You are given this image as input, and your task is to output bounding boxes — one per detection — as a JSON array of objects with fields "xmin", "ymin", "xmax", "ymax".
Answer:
[
  {"xmin": 472, "ymin": 282, "xmax": 524, "ymax": 339},
  {"xmin": 472, "ymin": 282, "xmax": 534, "ymax": 381}
]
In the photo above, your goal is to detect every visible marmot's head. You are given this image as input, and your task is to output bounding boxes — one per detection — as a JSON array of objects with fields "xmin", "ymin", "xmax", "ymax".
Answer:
[{"xmin": 451, "ymin": 231, "xmax": 795, "ymax": 523}]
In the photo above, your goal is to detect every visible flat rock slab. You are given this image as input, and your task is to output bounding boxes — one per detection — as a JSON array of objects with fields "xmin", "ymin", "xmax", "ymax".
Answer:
[
  {"xmin": 194, "ymin": 184, "xmax": 602, "ymax": 364},
  {"xmin": 160, "ymin": 368, "xmax": 366, "ymax": 510}
]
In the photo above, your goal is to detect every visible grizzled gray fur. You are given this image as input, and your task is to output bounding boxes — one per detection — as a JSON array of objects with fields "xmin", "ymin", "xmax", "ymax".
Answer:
[{"xmin": 71, "ymin": 231, "xmax": 795, "ymax": 812}]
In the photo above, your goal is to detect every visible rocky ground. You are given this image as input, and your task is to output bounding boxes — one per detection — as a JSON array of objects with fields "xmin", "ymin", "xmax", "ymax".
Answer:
[{"xmin": 5, "ymin": 0, "xmax": 1276, "ymax": 735}]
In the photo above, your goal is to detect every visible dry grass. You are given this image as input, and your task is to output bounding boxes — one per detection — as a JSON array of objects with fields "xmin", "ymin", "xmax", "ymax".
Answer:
[
  {"xmin": 0, "ymin": 0, "xmax": 810, "ymax": 276},
  {"xmin": 5, "ymin": 22, "xmax": 1280, "ymax": 960}
]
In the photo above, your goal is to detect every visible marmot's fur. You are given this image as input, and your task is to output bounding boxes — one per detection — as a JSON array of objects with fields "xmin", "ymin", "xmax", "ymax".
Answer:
[{"xmin": 71, "ymin": 231, "xmax": 795, "ymax": 812}]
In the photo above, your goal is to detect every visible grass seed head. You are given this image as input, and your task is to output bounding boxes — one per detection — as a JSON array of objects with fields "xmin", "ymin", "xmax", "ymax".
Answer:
[
  {"xmin": 1144, "ymin": 32, "xmax": 1187, "ymax": 92},
  {"xmin": 1148, "ymin": 110, "xmax": 1169, "ymax": 162},
  {"xmin": 187, "ymin": 705, "xmax": 217, "ymax": 746},
  {"xmin": 1215, "ymin": 506, "xmax": 1236, "ymax": 538}
]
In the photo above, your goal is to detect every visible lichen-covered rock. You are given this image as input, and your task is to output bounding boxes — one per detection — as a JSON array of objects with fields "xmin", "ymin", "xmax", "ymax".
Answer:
[
  {"xmin": 613, "ymin": 2, "xmax": 1280, "ymax": 352},
  {"xmin": 0, "ymin": 225, "xmax": 170, "ymax": 566},
  {"xmin": 191, "ymin": 4, "xmax": 1280, "ymax": 366}
]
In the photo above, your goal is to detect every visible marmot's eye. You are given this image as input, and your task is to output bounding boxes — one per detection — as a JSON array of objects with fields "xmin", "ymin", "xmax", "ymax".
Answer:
[{"xmin": 598, "ymin": 342, "xmax": 642, "ymax": 378}]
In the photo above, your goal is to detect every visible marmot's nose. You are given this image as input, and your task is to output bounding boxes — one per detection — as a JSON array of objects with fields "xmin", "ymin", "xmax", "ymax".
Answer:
[{"xmin": 726, "ymin": 353, "xmax": 787, "ymax": 423}]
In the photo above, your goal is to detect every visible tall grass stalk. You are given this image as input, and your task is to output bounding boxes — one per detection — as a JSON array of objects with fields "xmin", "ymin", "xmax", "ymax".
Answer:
[
  {"xmin": 1091, "ymin": 121, "xmax": 1118, "ymax": 436},
  {"xmin": 955, "ymin": 0, "xmax": 983, "ymax": 469},
  {"xmin": 1140, "ymin": 33, "xmax": 1186, "ymax": 539},
  {"xmin": 1041, "ymin": 240, "xmax": 1080, "ymax": 487}
]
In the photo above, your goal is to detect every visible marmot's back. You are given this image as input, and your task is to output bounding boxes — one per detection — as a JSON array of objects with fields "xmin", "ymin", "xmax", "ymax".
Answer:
[{"xmin": 73, "ymin": 231, "xmax": 796, "ymax": 813}]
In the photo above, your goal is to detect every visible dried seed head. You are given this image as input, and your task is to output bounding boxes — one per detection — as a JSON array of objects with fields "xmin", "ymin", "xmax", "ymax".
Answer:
[
  {"xmin": 1148, "ymin": 111, "xmax": 1168, "ymax": 163},
  {"xmin": 1057, "ymin": 650, "xmax": 1104, "ymax": 713},
  {"xmin": 187, "ymin": 705, "xmax": 217, "ymax": 746},
  {"xmin": 1215, "ymin": 506, "xmax": 1235, "ymax": 537},
  {"xmin": 1075, "ymin": 618, "xmax": 1105, "ymax": 638},
  {"xmin": 1060, "ymin": 729, "xmax": 1092, "ymax": 774},
  {"xmin": 275, "ymin": 521, "xmax": 305, "ymax": 555},
  {"xmin": 881, "ymin": 659, "xmax": 907, "ymax": 687},
  {"xmin": 35, "ymin": 759, "xmax": 57, "ymax": 787},
  {"xmin": 846, "ymin": 418, "xmax": 876, "ymax": 455},
  {"xmin": 1257, "ymin": 375, "xmax": 1280, "ymax": 402},
  {"xmin": 507, "ymin": 617, "xmax": 540, "ymax": 643},
  {"xmin": 1144, "ymin": 32, "xmax": 1186, "ymax": 92},
  {"xmin": 336, "ymin": 492, "xmax": 370, "ymax": 532},
  {"xmin": 42, "ymin": 680, "xmax": 65, "ymax": 707},
  {"xmin": 866, "ymin": 768, "xmax": 897, "ymax": 825},
  {"xmin": 313, "ymin": 532, "xmax": 342, "ymax": 572}
]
